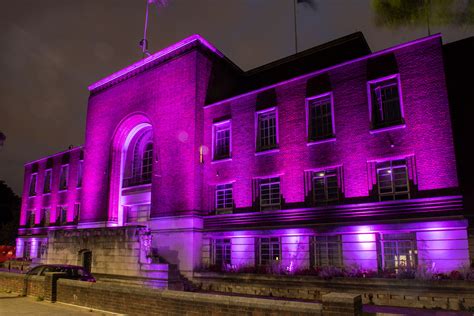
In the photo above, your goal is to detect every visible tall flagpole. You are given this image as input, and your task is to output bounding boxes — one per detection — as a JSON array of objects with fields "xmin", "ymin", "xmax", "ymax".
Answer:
[
  {"xmin": 294, "ymin": 0, "xmax": 298, "ymax": 54},
  {"xmin": 139, "ymin": 0, "xmax": 168, "ymax": 58}
]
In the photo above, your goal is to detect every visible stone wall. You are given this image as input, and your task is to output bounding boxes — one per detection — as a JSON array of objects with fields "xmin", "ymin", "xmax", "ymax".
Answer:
[
  {"xmin": 193, "ymin": 272, "xmax": 474, "ymax": 311},
  {"xmin": 44, "ymin": 226, "xmax": 181, "ymax": 288},
  {"xmin": 56, "ymin": 279, "xmax": 323, "ymax": 316}
]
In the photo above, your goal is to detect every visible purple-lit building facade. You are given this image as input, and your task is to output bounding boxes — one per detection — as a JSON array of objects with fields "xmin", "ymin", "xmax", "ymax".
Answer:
[{"xmin": 17, "ymin": 32, "xmax": 472, "ymax": 278}]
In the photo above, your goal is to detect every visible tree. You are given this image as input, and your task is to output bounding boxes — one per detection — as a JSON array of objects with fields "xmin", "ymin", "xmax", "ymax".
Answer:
[
  {"xmin": 372, "ymin": 0, "xmax": 474, "ymax": 34},
  {"xmin": 0, "ymin": 132, "xmax": 5, "ymax": 148},
  {"xmin": 0, "ymin": 180, "xmax": 20, "ymax": 246}
]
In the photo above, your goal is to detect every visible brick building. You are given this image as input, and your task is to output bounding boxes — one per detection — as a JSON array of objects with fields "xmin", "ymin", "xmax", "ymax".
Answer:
[{"xmin": 16, "ymin": 32, "xmax": 473, "ymax": 280}]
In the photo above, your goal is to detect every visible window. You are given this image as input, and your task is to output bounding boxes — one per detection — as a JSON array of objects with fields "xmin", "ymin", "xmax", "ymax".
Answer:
[
  {"xmin": 41, "ymin": 208, "xmax": 50, "ymax": 227},
  {"xmin": 307, "ymin": 94, "xmax": 334, "ymax": 141},
  {"xmin": 313, "ymin": 235, "xmax": 343, "ymax": 267},
  {"xmin": 259, "ymin": 177, "xmax": 281, "ymax": 211},
  {"xmin": 376, "ymin": 159, "xmax": 409, "ymax": 201},
  {"xmin": 256, "ymin": 108, "xmax": 278, "ymax": 151},
  {"xmin": 213, "ymin": 121, "xmax": 231, "ymax": 160},
  {"xmin": 215, "ymin": 183, "xmax": 233, "ymax": 213},
  {"xmin": 59, "ymin": 165, "xmax": 68, "ymax": 190},
  {"xmin": 26, "ymin": 210, "xmax": 35, "ymax": 228},
  {"xmin": 212, "ymin": 238, "xmax": 231, "ymax": 267},
  {"xmin": 58, "ymin": 206, "xmax": 67, "ymax": 225},
  {"xmin": 312, "ymin": 168, "xmax": 340, "ymax": 204},
  {"xmin": 29, "ymin": 174, "xmax": 37, "ymax": 196},
  {"xmin": 43, "ymin": 169, "xmax": 52, "ymax": 193},
  {"xmin": 258, "ymin": 237, "xmax": 281, "ymax": 265},
  {"xmin": 382, "ymin": 233, "xmax": 417, "ymax": 271},
  {"xmin": 369, "ymin": 75, "xmax": 403, "ymax": 129},
  {"xmin": 125, "ymin": 204, "xmax": 150, "ymax": 223},
  {"xmin": 77, "ymin": 161, "xmax": 83, "ymax": 188},
  {"xmin": 37, "ymin": 241, "xmax": 43, "ymax": 259},
  {"xmin": 74, "ymin": 203, "xmax": 80, "ymax": 223},
  {"xmin": 141, "ymin": 143, "xmax": 153, "ymax": 182},
  {"xmin": 23, "ymin": 241, "xmax": 31, "ymax": 259}
]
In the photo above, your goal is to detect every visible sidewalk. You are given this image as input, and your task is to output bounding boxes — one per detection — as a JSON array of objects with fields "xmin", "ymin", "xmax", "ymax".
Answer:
[{"xmin": 0, "ymin": 293, "xmax": 120, "ymax": 316}]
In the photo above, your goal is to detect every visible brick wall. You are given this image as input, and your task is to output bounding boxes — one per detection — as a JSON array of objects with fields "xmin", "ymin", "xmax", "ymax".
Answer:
[
  {"xmin": 193, "ymin": 272, "xmax": 474, "ymax": 311},
  {"xmin": 0, "ymin": 271, "xmax": 25, "ymax": 294},
  {"xmin": 202, "ymin": 36, "xmax": 458, "ymax": 212},
  {"xmin": 56, "ymin": 278, "xmax": 322, "ymax": 316}
]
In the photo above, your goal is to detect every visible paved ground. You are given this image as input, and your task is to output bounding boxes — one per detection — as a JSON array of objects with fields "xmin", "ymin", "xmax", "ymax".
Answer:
[{"xmin": 0, "ymin": 293, "xmax": 120, "ymax": 316}]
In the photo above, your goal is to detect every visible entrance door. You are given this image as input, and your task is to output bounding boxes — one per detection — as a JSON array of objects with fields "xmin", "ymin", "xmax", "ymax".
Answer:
[{"xmin": 82, "ymin": 251, "xmax": 92, "ymax": 272}]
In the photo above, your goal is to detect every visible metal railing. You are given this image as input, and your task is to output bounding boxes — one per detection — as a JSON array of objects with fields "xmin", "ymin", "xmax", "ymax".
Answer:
[{"xmin": 122, "ymin": 173, "xmax": 152, "ymax": 188}]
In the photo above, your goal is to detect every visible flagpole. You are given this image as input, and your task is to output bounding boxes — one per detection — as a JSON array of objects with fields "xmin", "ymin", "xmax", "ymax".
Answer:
[
  {"xmin": 141, "ymin": 0, "xmax": 150, "ymax": 57},
  {"xmin": 293, "ymin": 0, "xmax": 298, "ymax": 54}
]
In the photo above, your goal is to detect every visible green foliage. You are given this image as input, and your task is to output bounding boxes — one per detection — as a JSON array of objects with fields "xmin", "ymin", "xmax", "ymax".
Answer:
[
  {"xmin": 372, "ymin": 0, "xmax": 474, "ymax": 28},
  {"xmin": 0, "ymin": 180, "xmax": 21, "ymax": 246}
]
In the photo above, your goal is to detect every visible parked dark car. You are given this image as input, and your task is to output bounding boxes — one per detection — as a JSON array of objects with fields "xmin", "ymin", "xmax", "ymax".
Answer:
[{"xmin": 26, "ymin": 264, "xmax": 96, "ymax": 282}]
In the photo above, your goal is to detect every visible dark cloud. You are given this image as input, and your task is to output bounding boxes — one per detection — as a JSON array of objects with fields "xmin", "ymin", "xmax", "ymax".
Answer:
[{"xmin": 0, "ymin": 0, "xmax": 472, "ymax": 194}]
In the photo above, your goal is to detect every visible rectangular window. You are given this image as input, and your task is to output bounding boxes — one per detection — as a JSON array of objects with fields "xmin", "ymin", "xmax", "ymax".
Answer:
[
  {"xmin": 256, "ymin": 108, "xmax": 278, "ymax": 151},
  {"xmin": 382, "ymin": 233, "xmax": 417, "ymax": 271},
  {"xmin": 376, "ymin": 159, "xmax": 409, "ymax": 201},
  {"xmin": 307, "ymin": 94, "xmax": 334, "ymax": 141},
  {"xmin": 312, "ymin": 168, "xmax": 340, "ymax": 204},
  {"xmin": 41, "ymin": 208, "xmax": 50, "ymax": 227},
  {"xmin": 313, "ymin": 235, "xmax": 343, "ymax": 267},
  {"xmin": 43, "ymin": 169, "xmax": 52, "ymax": 193},
  {"xmin": 213, "ymin": 121, "xmax": 231, "ymax": 160},
  {"xmin": 74, "ymin": 203, "xmax": 80, "ymax": 223},
  {"xmin": 215, "ymin": 183, "xmax": 233, "ymax": 213},
  {"xmin": 259, "ymin": 177, "xmax": 281, "ymax": 211},
  {"xmin": 59, "ymin": 165, "xmax": 68, "ymax": 190},
  {"xmin": 258, "ymin": 237, "xmax": 281, "ymax": 265},
  {"xmin": 37, "ymin": 241, "xmax": 43, "ymax": 259},
  {"xmin": 77, "ymin": 161, "xmax": 83, "ymax": 188},
  {"xmin": 212, "ymin": 238, "xmax": 232, "ymax": 267},
  {"xmin": 369, "ymin": 76, "xmax": 403, "ymax": 129},
  {"xmin": 58, "ymin": 206, "xmax": 67, "ymax": 225},
  {"xmin": 23, "ymin": 241, "xmax": 31, "ymax": 259},
  {"xmin": 26, "ymin": 210, "xmax": 35, "ymax": 228},
  {"xmin": 126, "ymin": 204, "xmax": 150, "ymax": 223},
  {"xmin": 29, "ymin": 174, "xmax": 37, "ymax": 196}
]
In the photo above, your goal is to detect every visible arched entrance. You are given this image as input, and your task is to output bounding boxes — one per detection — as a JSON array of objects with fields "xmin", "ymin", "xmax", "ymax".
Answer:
[{"xmin": 108, "ymin": 114, "xmax": 155, "ymax": 226}]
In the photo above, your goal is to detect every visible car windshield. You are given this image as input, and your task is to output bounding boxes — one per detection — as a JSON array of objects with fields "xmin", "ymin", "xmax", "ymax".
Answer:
[{"xmin": 27, "ymin": 266, "xmax": 42, "ymax": 275}]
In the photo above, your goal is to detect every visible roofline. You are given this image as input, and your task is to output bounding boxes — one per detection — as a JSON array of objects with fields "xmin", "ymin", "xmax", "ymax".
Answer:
[
  {"xmin": 88, "ymin": 34, "xmax": 226, "ymax": 92},
  {"xmin": 205, "ymin": 33, "xmax": 442, "ymax": 109},
  {"xmin": 24, "ymin": 145, "xmax": 83, "ymax": 167}
]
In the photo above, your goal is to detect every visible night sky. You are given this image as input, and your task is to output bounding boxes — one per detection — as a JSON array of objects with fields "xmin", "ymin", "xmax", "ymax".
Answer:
[{"xmin": 0, "ymin": 0, "xmax": 472, "ymax": 195}]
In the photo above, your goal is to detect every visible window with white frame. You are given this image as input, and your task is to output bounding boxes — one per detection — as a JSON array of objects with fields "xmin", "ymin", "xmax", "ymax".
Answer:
[
  {"xmin": 382, "ymin": 233, "xmax": 417, "ymax": 271},
  {"xmin": 213, "ymin": 121, "xmax": 231, "ymax": 160},
  {"xmin": 77, "ymin": 161, "xmax": 83, "ymax": 188},
  {"xmin": 376, "ymin": 159, "xmax": 410, "ymax": 201},
  {"xmin": 313, "ymin": 235, "xmax": 343, "ymax": 267},
  {"xmin": 43, "ymin": 169, "xmax": 52, "ymax": 193},
  {"xmin": 312, "ymin": 168, "xmax": 340, "ymax": 204},
  {"xmin": 307, "ymin": 94, "xmax": 334, "ymax": 141},
  {"xmin": 59, "ymin": 165, "xmax": 68, "ymax": 190},
  {"xmin": 369, "ymin": 76, "xmax": 403, "ymax": 129},
  {"xmin": 258, "ymin": 237, "xmax": 281, "ymax": 265},
  {"xmin": 212, "ymin": 238, "xmax": 231, "ymax": 267},
  {"xmin": 256, "ymin": 109, "xmax": 278, "ymax": 151},
  {"xmin": 124, "ymin": 129, "xmax": 153, "ymax": 187},
  {"xmin": 215, "ymin": 183, "xmax": 233, "ymax": 213},
  {"xmin": 29, "ymin": 174, "xmax": 37, "ymax": 196},
  {"xmin": 259, "ymin": 177, "xmax": 281, "ymax": 211}
]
